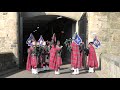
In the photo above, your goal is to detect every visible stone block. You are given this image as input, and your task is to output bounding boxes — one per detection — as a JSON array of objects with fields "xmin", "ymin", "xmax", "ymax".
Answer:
[
  {"xmin": 11, "ymin": 44, "xmax": 16, "ymax": 47},
  {"xmin": 0, "ymin": 12, "xmax": 19, "ymax": 72}
]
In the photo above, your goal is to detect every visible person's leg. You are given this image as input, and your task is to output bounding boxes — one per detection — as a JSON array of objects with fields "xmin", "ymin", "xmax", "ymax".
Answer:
[
  {"xmin": 31, "ymin": 66, "xmax": 34, "ymax": 74},
  {"xmin": 36, "ymin": 56, "xmax": 41, "ymax": 72},
  {"xmin": 88, "ymin": 66, "xmax": 94, "ymax": 73},
  {"xmin": 88, "ymin": 67, "xmax": 91, "ymax": 73},
  {"xmin": 31, "ymin": 57, "xmax": 35, "ymax": 74},
  {"xmin": 33, "ymin": 66, "xmax": 38, "ymax": 74},
  {"xmin": 58, "ymin": 67, "xmax": 60, "ymax": 73},
  {"xmin": 76, "ymin": 68, "xmax": 80, "ymax": 74},
  {"xmin": 55, "ymin": 67, "xmax": 60, "ymax": 75},
  {"xmin": 91, "ymin": 67, "xmax": 94, "ymax": 73},
  {"xmin": 32, "ymin": 57, "xmax": 38, "ymax": 74},
  {"xmin": 72, "ymin": 66, "xmax": 77, "ymax": 75},
  {"xmin": 43, "ymin": 63, "xmax": 46, "ymax": 71},
  {"xmin": 42, "ymin": 55, "xmax": 46, "ymax": 71},
  {"xmin": 45, "ymin": 62, "xmax": 49, "ymax": 70}
]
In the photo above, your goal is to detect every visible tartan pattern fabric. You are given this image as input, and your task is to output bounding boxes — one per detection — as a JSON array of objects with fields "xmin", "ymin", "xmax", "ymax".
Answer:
[
  {"xmin": 49, "ymin": 45, "xmax": 57, "ymax": 70},
  {"xmin": 49, "ymin": 45, "xmax": 62, "ymax": 70},
  {"xmin": 56, "ymin": 56, "xmax": 62, "ymax": 66},
  {"xmin": 26, "ymin": 47, "xmax": 38, "ymax": 70},
  {"xmin": 31, "ymin": 56, "xmax": 37, "ymax": 68},
  {"xmin": 56, "ymin": 45, "xmax": 62, "ymax": 67},
  {"xmin": 26, "ymin": 48, "xmax": 31, "ymax": 71},
  {"xmin": 71, "ymin": 42, "xmax": 82, "ymax": 69},
  {"xmin": 87, "ymin": 45, "xmax": 98, "ymax": 68}
]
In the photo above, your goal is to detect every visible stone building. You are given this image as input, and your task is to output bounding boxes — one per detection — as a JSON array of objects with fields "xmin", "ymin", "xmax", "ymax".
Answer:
[{"xmin": 0, "ymin": 12, "xmax": 120, "ymax": 78}]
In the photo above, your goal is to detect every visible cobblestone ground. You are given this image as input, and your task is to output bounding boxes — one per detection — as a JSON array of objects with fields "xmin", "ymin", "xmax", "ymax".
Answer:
[{"xmin": 0, "ymin": 64, "xmax": 98, "ymax": 78}]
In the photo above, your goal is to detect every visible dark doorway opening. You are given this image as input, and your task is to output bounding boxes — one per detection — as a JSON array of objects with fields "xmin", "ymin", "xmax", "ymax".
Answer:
[
  {"xmin": 78, "ymin": 13, "xmax": 88, "ymax": 69},
  {"xmin": 20, "ymin": 14, "xmax": 76, "ymax": 68}
]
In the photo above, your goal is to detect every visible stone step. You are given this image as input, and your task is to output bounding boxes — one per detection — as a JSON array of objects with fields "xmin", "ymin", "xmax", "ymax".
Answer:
[{"xmin": 0, "ymin": 67, "xmax": 19, "ymax": 77}]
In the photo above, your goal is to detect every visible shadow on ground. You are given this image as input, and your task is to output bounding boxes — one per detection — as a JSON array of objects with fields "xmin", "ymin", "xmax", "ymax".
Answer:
[
  {"xmin": 60, "ymin": 71, "xmax": 71, "ymax": 74},
  {"xmin": 0, "ymin": 69, "xmax": 24, "ymax": 78},
  {"xmin": 79, "ymin": 71, "xmax": 88, "ymax": 74}
]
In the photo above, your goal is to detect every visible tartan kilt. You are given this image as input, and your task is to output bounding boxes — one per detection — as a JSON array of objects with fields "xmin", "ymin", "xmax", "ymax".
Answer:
[
  {"xmin": 71, "ymin": 42, "xmax": 82, "ymax": 68},
  {"xmin": 26, "ymin": 54, "xmax": 31, "ymax": 71},
  {"xmin": 87, "ymin": 45, "xmax": 98, "ymax": 68},
  {"xmin": 26, "ymin": 48, "xmax": 32, "ymax": 71},
  {"xmin": 49, "ymin": 45, "xmax": 63, "ymax": 70},
  {"xmin": 49, "ymin": 56, "xmax": 62, "ymax": 70},
  {"xmin": 31, "ymin": 56, "xmax": 37, "ymax": 68},
  {"xmin": 49, "ymin": 55, "xmax": 57, "ymax": 70},
  {"xmin": 56, "ymin": 56, "xmax": 62, "ymax": 66},
  {"xmin": 49, "ymin": 47, "xmax": 57, "ymax": 70}
]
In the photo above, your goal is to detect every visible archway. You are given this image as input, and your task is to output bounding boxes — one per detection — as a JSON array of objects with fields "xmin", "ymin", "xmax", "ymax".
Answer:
[{"xmin": 19, "ymin": 13, "xmax": 76, "ymax": 68}]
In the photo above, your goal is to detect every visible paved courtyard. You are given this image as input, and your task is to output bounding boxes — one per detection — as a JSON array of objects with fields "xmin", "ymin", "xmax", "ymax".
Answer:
[{"xmin": 0, "ymin": 64, "xmax": 98, "ymax": 78}]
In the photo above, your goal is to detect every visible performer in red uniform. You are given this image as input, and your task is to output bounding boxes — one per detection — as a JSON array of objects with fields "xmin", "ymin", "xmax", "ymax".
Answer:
[
  {"xmin": 87, "ymin": 42, "xmax": 98, "ymax": 73},
  {"xmin": 70, "ymin": 33, "xmax": 82, "ymax": 75},
  {"xmin": 49, "ymin": 33, "xmax": 63, "ymax": 74},
  {"xmin": 26, "ymin": 41, "xmax": 38, "ymax": 74},
  {"xmin": 55, "ymin": 40, "xmax": 63, "ymax": 74},
  {"xmin": 49, "ymin": 41, "xmax": 63, "ymax": 75}
]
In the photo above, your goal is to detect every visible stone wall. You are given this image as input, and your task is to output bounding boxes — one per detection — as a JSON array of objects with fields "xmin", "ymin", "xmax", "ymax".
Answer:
[
  {"xmin": 87, "ymin": 12, "xmax": 120, "ymax": 77},
  {"xmin": 87, "ymin": 12, "xmax": 120, "ymax": 63},
  {"xmin": 96, "ymin": 54, "xmax": 120, "ymax": 78},
  {"xmin": 0, "ymin": 12, "xmax": 19, "ymax": 72}
]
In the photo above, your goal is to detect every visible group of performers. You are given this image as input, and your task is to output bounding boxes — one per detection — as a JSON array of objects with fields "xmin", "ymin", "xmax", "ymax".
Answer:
[
  {"xmin": 26, "ymin": 32, "xmax": 98, "ymax": 75},
  {"xmin": 64, "ymin": 33, "xmax": 98, "ymax": 74},
  {"xmin": 26, "ymin": 40, "xmax": 50, "ymax": 74},
  {"xmin": 26, "ymin": 33, "xmax": 63, "ymax": 75}
]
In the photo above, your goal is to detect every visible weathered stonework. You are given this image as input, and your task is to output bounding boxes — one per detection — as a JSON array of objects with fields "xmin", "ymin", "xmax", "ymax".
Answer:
[
  {"xmin": 0, "ymin": 12, "xmax": 19, "ymax": 72},
  {"xmin": 96, "ymin": 54, "xmax": 120, "ymax": 78},
  {"xmin": 86, "ymin": 12, "xmax": 120, "ymax": 77}
]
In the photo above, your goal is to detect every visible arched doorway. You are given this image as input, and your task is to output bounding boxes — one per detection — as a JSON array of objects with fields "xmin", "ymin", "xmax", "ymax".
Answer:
[{"xmin": 19, "ymin": 13, "xmax": 76, "ymax": 68}]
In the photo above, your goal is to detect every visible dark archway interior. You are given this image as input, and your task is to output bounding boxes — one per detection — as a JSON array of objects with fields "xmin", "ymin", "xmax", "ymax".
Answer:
[
  {"xmin": 22, "ymin": 15, "xmax": 76, "ymax": 67},
  {"xmin": 79, "ymin": 13, "xmax": 88, "ymax": 47},
  {"xmin": 78, "ymin": 13, "xmax": 88, "ymax": 68}
]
